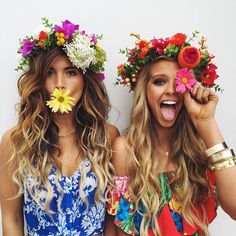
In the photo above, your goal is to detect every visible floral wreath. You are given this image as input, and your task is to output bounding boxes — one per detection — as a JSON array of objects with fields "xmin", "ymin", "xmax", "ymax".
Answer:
[
  {"xmin": 115, "ymin": 31, "xmax": 221, "ymax": 92},
  {"xmin": 17, "ymin": 18, "xmax": 106, "ymax": 80}
]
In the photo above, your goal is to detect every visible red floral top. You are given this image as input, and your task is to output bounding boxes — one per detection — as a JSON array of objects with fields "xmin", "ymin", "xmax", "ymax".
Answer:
[{"xmin": 107, "ymin": 170, "xmax": 219, "ymax": 236}]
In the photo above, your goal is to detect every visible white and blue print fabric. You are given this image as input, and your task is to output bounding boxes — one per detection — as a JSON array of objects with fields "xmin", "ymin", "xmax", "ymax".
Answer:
[{"xmin": 23, "ymin": 159, "xmax": 105, "ymax": 236}]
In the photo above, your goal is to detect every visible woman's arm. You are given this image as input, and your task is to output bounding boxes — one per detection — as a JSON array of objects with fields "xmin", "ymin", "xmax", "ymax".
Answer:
[
  {"xmin": 104, "ymin": 214, "xmax": 116, "ymax": 236},
  {"xmin": 104, "ymin": 214, "xmax": 130, "ymax": 236},
  {"xmin": 184, "ymin": 85, "xmax": 236, "ymax": 220},
  {"xmin": 0, "ymin": 130, "xmax": 24, "ymax": 235},
  {"xmin": 194, "ymin": 118, "xmax": 236, "ymax": 220},
  {"xmin": 104, "ymin": 135, "xmax": 131, "ymax": 235},
  {"xmin": 104, "ymin": 125, "xmax": 120, "ymax": 235}
]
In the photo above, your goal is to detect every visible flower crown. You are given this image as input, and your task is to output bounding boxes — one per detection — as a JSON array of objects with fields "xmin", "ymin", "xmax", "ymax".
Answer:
[
  {"xmin": 17, "ymin": 18, "xmax": 106, "ymax": 80},
  {"xmin": 116, "ymin": 31, "xmax": 220, "ymax": 92}
]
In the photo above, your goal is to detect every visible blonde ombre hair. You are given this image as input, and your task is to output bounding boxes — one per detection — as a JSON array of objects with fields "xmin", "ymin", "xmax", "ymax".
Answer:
[
  {"xmin": 9, "ymin": 47, "xmax": 113, "ymax": 212},
  {"xmin": 126, "ymin": 59, "xmax": 211, "ymax": 235}
]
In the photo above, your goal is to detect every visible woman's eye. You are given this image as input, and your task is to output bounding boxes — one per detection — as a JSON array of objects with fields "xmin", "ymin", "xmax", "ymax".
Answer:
[
  {"xmin": 153, "ymin": 79, "xmax": 165, "ymax": 86},
  {"xmin": 47, "ymin": 70, "xmax": 54, "ymax": 77},
  {"xmin": 66, "ymin": 70, "xmax": 77, "ymax": 76}
]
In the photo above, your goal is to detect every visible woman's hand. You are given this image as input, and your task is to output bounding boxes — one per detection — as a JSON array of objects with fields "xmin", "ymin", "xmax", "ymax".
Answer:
[
  {"xmin": 184, "ymin": 82, "xmax": 219, "ymax": 128},
  {"xmin": 183, "ymin": 83, "xmax": 224, "ymax": 147}
]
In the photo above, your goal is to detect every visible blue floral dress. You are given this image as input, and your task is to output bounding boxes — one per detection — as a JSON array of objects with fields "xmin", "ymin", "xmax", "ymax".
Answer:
[{"xmin": 23, "ymin": 159, "xmax": 105, "ymax": 236}]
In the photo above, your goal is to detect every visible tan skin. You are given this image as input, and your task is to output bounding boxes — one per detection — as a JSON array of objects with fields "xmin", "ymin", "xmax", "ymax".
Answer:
[
  {"xmin": 105, "ymin": 60, "xmax": 236, "ymax": 235},
  {"xmin": 0, "ymin": 56, "xmax": 120, "ymax": 236}
]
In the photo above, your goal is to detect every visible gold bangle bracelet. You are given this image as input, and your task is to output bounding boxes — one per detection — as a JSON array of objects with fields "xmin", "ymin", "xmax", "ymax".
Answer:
[
  {"xmin": 205, "ymin": 142, "xmax": 228, "ymax": 158},
  {"xmin": 209, "ymin": 156, "xmax": 234, "ymax": 165},
  {"xmin": 209, "ymin": 149, "xmax": 235, "ymax": 164},
  {"xmin": 210, "ymin": 157, "xmax": 236, "ymax": 171}
]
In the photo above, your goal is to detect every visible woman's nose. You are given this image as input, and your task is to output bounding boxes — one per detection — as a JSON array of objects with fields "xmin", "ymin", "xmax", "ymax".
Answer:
[
  {"xmin": 55, "ymin": 74, "xmax": 65, "ymax": 89},
  {"xmin": 166, "ymin": 81, "xmax": 176, "ymax": 95}
]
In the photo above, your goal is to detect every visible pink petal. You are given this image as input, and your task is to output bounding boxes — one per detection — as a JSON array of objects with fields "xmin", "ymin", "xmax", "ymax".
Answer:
[{"xmin": 176, "ymin": 84, "xmax": 186, "ymax": 93}]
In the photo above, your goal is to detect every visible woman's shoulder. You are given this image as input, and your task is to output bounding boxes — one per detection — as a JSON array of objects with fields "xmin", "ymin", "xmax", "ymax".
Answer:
[
  {"xmin": 112, "ymin": 135, "xmax": 129, "ymax": 176},
  {"xmin": 107, "ymin": 123, "xmax": 120, "ymax": 143},
  {"xmin": 0, "ymin": 128, "xmax": 16, "ymax": 147},
  {"xmin": 0, "ymin": 128, "xmax": 16, "ymax": 165},
  {"xmin": 112, "ymin": 135, "xmax": 127, "ymax": 150}
]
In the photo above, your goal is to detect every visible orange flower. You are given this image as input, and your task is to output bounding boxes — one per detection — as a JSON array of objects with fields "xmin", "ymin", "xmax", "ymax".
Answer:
[
  {"xmin": 137, "ymin": 47, "xmax": 149, "ymax": 58},
  {"xmin": 169, "ymin": 33, "xmax": 187, "ymax": 46},
  {"xmin": 137, "ymin": 40, "xmax": 149, "ymax": 49},
  {"xmin": 178, "ymin": 46, "xmax": 201, "ymax": 69},
  {"xmin": 117, "ymin": 64, "xmax": 124, "ymax": 72}
]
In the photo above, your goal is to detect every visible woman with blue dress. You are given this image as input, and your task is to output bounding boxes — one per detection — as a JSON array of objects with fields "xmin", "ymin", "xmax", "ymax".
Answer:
[{"xmin": 0, "ymin": 18, "xmax": 119, "ymax": 236}]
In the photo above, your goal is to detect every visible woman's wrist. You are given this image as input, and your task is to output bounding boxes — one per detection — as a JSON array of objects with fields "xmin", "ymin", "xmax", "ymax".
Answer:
[{"xmin": 195, "ymin": 118, "xmax": 224, "ymax": 148}]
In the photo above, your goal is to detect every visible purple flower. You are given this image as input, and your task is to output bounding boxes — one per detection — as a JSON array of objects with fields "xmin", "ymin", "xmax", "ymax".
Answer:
[
  {"xmin": 54, "ymin": 20, "xmax": 79, "ymax": 39},
  {"xmin": 97, "ymin": 72, "xmax": 105, "ymax": 80},
  {"xmin": 20, "ymin": 39, "xmax": 35, "ymax": 57},
  {"xmin": 90, "ymin": 34, "xmax": 97, "ymax": 43}
]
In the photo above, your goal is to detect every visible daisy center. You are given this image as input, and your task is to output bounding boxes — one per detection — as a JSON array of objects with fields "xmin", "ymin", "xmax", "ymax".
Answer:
[
  {"xmin": 57, "ymin": 96, "xmax": 65, "ymax": 103},
  {"xmin": 181, "ymin": 77, "xmax": 188, "ymax": 84}
]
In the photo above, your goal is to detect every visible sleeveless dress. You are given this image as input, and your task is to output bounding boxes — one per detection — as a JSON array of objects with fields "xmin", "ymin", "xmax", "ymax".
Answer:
[
  {"xmin": 24, "ymin": 159, "xmax": 105, "ymax": 236},
  {"xmin": 107, "ymin": 170, "xmax": 219, "ymax": 236}
]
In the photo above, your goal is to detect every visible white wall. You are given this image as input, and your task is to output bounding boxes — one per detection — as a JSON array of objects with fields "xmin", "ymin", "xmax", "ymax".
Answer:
[{"xmin": 0, "ymin": 0, "xmax": 235, "ymax": 235}]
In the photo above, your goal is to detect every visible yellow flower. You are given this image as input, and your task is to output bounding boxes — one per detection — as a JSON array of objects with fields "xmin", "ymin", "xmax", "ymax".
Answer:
[{"xmin": 46, "ymin": 88, "xmax": 75, "ymax": 113}]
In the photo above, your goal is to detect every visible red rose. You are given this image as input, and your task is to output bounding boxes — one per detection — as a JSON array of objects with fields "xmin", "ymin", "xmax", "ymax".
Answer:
[
  {"xmin": 38, "ymin": 31, "xmax": 48, "ymax": 48},
  {"xmin": 178, "ymin": 46, "xmax": 201, "ymax": 69}
]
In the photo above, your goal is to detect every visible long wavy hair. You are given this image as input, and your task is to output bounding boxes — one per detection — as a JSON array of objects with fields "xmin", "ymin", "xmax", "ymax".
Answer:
[
  {"xmin": 8, "ymin": 47, "xmax": 113, "ymax": 212},
  {"xmin": 126, "ymin": 59, "xmax": 211, "ymax": 235}
]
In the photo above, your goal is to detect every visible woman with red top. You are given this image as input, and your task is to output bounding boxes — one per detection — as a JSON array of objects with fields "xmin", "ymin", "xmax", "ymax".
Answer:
[{"xmin": 105, "ymin": 32, "xmax": 236, "ymax": 236}]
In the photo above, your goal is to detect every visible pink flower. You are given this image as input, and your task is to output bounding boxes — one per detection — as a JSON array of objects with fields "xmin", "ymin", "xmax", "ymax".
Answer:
[
  {"xmin": 150, "ymin": 37, "xmax": 169, "ymax": 56},
  {"xmin": 175, "ymin": 68, "xmax": 197, "ymax": 93}
]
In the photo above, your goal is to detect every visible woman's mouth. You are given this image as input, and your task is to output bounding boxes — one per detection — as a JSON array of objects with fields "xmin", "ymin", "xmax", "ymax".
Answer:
[{"xmin": 160, "ymin": 100, "xmax": 177, "ymax": 121}]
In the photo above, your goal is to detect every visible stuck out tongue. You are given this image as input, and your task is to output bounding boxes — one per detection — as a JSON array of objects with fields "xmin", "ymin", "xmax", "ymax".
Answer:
[{"xmin": 161, "ymin": 105, "xmax": 176, "ymax": 121}]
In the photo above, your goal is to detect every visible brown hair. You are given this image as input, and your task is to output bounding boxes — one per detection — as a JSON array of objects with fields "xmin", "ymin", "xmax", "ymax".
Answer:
[{"xmin": 9, "ymin": 46, "xmax": 113, "ymax": 211}]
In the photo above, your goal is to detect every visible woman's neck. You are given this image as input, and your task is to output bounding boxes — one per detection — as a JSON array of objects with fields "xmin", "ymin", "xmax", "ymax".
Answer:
[
  {"xmin": 53, "ymin": 112, "xmax": 75, "ymax": 134},
  {"xmin": 155, "ymin": 126, "xmax": 173, "ymax": 149},
  {"xmin": 155, "ymin": 126, "xmax": 176, "ymax": 172}
]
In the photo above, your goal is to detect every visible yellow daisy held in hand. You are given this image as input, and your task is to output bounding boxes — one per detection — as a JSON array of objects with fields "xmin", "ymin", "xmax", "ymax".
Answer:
[{"xmin": 46, "ymin": 88, "xmax": 75, "ymax": 113}]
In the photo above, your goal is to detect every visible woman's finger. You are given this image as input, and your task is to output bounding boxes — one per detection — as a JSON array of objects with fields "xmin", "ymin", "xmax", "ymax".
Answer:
[
  {"xmin": 193, "ymin": 85, "xmax": 204, "ymax": 103},
  {"xmin": 202, "ymin": 88, "xmax": 210, "ymax": 103}
]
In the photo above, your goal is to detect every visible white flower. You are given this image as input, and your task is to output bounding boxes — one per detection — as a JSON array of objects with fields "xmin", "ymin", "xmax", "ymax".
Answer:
[
  {"xmin": 64, "ymin": 34, "xmax": 96, "ymax": 73},
  {"xmin": 33, "ymin": 25, "xmax": 50, "ymax": 40}
]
